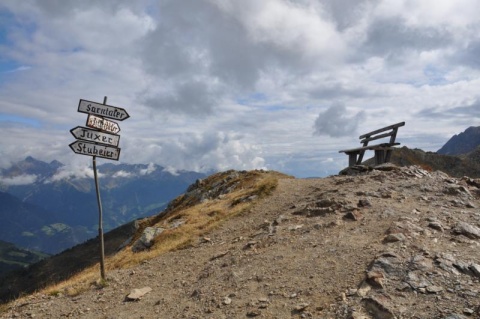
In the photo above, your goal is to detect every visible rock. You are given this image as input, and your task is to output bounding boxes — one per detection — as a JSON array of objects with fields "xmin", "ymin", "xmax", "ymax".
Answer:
[
  {"xmin": 246, "ymin": 310, "xmax": 261, "ymax": 317},
  {"xmin": 428, "ymin": 219, "xmax": 444, "ymax": 232},
  {"xmin": 273, "ymin": 215, "xmax": 287, "ymax": 226},
  {"xmin": 132, "ymin": 227, "xmax": 165, "ymax": 252},
  {"xmin": 406, "ymin": 271, "xmax": 430, "ymax": 289},
  {"xmin": 411, "ymin": 255, "xmax": 433, "ymax": 271},
  {"xmin": 466, "ymin": 202, "xmax": 476, "ymax": 208},
  {"xmin": 126, "ymin": 287, "xmax": 152, "ymax": 301},
  {"xmin": 358, "ymin": 199, "xmax": 372, "ymax": 208},
  {"xmin": 444, "ymin": 314, "xmax": 468, "ymax": 319},
  {"xmin": 426, "ymin": 285, "xmax": 443, "ymax": 294},
  {"xmin": 453, "ymin": 261, "xmax": 474, "ymax": 276},
  {"xmin": 363, "ymin": 295, "xmax": 396, "ymax": 319},
  {"xmin": 210, "ymin": 251, "xmax": 230, "ymax": 261},
  {"xmin": 469, "ymin": 264, "xmax": 480, "ymax": 278},
  {"xmin": 344, "ymin": 210, "xmax": 363, "ymax": 221},
  {"xmin": 463, "ymin": 308, "xmax": 474, "ymax": 315},
  {"xmin": 453, "ymin": 222, "xmax": 480, "ymax": 239},
  {"xmin": 293, "ymin": 303, "xmax": 309, "ymax": 312},
  {"xmin": 387, "ymin": 220, "xmax": 424, "ymax": 236},
  {"xmin": 367, "ymin": 270, "xmax": 386, "ymax": 288},
  {"xmin": 223, "ymin": 296, "xmax": 232, "ymax": 305},
  {"xmin": 339, "ymin": 165, "xmax": 372, "ymax": 176},
  {"xmin": 357, "ymin": 281, "xmax": 372, "ymax": 297},
  {"xmin": 375, "ymin": 163, "xmax": 400, "ymax": 171},
  {"xmin": 384, "ymin": 233, "xmax": 406, "ymax": 243}
]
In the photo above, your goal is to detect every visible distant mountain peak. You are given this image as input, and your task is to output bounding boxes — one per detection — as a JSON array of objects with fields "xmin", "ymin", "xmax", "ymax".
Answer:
[{"xmin": 437, "ymin": 126, "xmax": 480, "ymax": 155}]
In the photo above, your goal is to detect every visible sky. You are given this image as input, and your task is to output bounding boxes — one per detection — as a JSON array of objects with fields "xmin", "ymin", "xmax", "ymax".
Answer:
[{"xmin": 1, "ymin": 0, "xmax": 480, "ymax": 178}]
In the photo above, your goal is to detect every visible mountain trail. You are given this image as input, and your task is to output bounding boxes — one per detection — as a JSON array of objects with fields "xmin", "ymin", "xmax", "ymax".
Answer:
[{"xmin": 2, "ymin": 165, "xmax": 480, "ymax": 318}]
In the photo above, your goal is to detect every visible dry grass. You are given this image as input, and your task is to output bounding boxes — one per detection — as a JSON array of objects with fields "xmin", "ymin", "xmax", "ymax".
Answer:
[{"xmin": 107, "ymin": 170, "xmax": 289, "ymax": 269}]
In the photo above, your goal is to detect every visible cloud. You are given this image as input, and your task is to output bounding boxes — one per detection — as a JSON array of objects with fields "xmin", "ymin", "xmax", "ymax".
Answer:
[
  {"xmin": 0, "ymin": 174, "xmax": 37, "ymax": 186},
  {"xmin": 361, "ymin": 17, "xmax": 453, "ymax": 62},
  {"xmin": 417, "ymin": 99, "xmax": 480, "ymax": 121},
  {"xmin": 126, "ymin": 130, "xmax": 265, "ymax": 173},
  {"xmin": 313, "ymin": 103, "xmax": 366, "ymax": 137},
  {"xmin": 48, "ymin": 165, "xmax": 99, "ymax": 182},
  {"xmin": 1, "ymin": 0, "xmax": 480, "ymax": 178},
  {"xmin": 112, "ymin": 170, "xmax": 133, "ymax": 178},
  {"xmin": 162, "ymin": 166, "xmax": 179, "ymax": 176},
  {"xmin": 139, "ymin": 163, "xmax": 156, "ymax": 176}
]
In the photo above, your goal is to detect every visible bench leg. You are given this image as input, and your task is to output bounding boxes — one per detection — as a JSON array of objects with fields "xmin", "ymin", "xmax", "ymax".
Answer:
[
  {"xmin": 385, "ymin": 150, "xmax": 393, "ymax": 163},
  {"xmin": 374, "ymin": 150, "xmax": 385, "ymax": 165},
  {"xmin": 348, "ymin": 153, "xmax": 357, "ymax": 167}
]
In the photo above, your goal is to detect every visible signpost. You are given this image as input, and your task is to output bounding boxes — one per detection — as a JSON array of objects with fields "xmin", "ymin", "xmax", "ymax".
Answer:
[
  {"xmin": 86, "ymin": 114, "xmax": 121, "ymax": 134},
  {"xmin": 78, "ymin": 99, "xmax": 130, "ymax": 121},
  {"xmin": 69, "ymin": 96, "xmax": 129, "ymax": 281},
  {"xmin": 69, "ymin": 140, "xmax": 121, "ymax": 161},
  {"xmin": 70, "ymin": 126, "xmax": 120, "ymax": 147}
]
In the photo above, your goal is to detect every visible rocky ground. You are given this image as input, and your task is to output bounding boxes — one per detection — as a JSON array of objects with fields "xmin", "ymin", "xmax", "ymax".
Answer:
[{"xmin": 2, "ymin": 165, "xmax": 480, "ymax": 318}]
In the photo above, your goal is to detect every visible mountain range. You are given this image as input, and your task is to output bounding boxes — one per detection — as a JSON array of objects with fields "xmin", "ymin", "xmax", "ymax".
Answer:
[{"xmin": 0, "ymin": 157, "xmax": 205, "ymax": 255}]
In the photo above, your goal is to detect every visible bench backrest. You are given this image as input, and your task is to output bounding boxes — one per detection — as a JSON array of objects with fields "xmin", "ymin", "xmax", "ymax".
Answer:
[{"xmin": 359, "ymin": 121, "xmax": 405, "ymax": 146}]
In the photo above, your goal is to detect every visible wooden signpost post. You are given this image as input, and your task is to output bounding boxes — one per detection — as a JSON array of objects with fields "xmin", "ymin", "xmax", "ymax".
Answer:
[{"xmin": 69, "ymin": 97, "xmax": 129, "ymax": 280}]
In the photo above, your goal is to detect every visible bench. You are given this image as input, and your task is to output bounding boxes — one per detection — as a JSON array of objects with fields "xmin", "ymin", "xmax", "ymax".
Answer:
[{"xmin": 339, "ymin": 122, "xmax": 405, "ymax": 167}]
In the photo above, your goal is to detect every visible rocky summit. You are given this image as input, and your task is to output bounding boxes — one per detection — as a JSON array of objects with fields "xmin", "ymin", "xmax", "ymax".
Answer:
[{"xmin": 1, "ymin": 166, "xmax": 480, "ymax": 318}]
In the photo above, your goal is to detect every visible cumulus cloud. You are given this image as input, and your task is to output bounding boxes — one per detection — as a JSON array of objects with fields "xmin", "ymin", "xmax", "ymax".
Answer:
[
  {"xmin": 48, "ymin": 165, "xmax": 100, "ymax": 182},
  {"xmin": 1, "ymin": 0, "xmax": 480, "ymax": 178},
  {"xmin": 162, "ymin": 166, "xmax": 179, "ymax": 176},
  {"xmin": 112, "ymin": 170, "xmax": 133, "ymax": 178},
  {"xmin": 0, "ymin": 174, "xmax": 37, "ymax": 186},
  {"xmin": 127, "ymin": 131, "xmax": 265, "ymax": 173},
  {"xmin": 139, "ymin": 163, "xmax": 156, "ymax": 176},
  {"xmin": 313, "ymin": 103, "xmax": 366, "ymax": 137}
]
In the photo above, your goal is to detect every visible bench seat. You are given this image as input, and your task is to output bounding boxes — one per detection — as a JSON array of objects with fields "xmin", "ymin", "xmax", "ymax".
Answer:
[{"xmin": 339, "ymin": 142, "xmax": 400, "ymax": 154}]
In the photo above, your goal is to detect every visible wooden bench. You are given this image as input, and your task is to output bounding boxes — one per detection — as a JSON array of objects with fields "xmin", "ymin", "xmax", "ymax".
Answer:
[{"xmin": 339, "ymin": 122, "xmax": 405, "ymax": 167}]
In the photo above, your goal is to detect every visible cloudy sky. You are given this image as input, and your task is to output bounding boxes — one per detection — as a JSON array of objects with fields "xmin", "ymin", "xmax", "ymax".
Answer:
[{"xmin": 1, "ymin": 0, "xmax": 480, "ymax": 178}]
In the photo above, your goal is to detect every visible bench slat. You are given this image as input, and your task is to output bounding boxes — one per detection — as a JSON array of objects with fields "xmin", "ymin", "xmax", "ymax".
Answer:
[
  {"xmin": 359, "ymin": 121, "xmax": 405, "ymax": 139},
  {"xmin": 360, "ymin": 131, "xmax": 394, "ymax": 144},
  {"xmin": 339, "ymin": 143, "xmax": 400, "ymax": 154}
]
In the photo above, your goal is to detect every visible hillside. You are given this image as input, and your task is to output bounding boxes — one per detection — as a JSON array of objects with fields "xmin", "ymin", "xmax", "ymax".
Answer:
[
  {"xmin": 0, "ymin": 241, "xmax": 48, "ymax": 278},
  {"xmin": 361, "ymin": 146, "xmax": 480, "ymax": 178},
  {"xmin": 2, "ymin": 167, "xmax": 480, "ymax": 318}
]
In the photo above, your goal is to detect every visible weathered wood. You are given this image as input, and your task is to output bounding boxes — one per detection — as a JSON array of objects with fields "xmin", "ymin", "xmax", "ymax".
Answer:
[
  {"xmin": 360, "ymin": 131, "xmax": 394, "ymax": 144},
  {"xmin": 359, "ymin": 122, "xmax": 405, "ymax": 139},
  {"xmin": 339, "ymin": 122, "xmax": 405, "ymax": 167},
  {"xmin": 339, "ymin": 143, "xmax": 399, "ymax": 154},
  {"xmin": 374, "ymin": 149, "xmax": 385, "ymax": 165}
]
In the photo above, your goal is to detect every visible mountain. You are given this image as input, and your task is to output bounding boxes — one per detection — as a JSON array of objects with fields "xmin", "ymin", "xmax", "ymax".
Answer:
[
  {"xmin": 437, "ymin": 126, "xmax": 480, "ymax": 155},
  {"xmin": 0, "ymin": 240, "xmax": 48, "ymax": 278},
  {"xmin": 0, "ymin": 191, "xmax": 87, "ymax": 254},
  {"xmin": 0, "ymin": 158, "xmax": 206, "ymax": 254},
  {"xmin": 1, "ymin": 167, "xmax": 480, "ymax": 318}
]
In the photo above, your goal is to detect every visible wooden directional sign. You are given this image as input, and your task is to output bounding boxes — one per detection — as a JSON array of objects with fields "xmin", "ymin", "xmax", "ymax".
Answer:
[
  {"xmin": 78, "ymin": 99, "xmax": 130, "ymax": 121},
  {"xmin": 69, "ymin": 140, "xmax": 121, "ymax": 161},
  {"xmin": 70, "ymin": 126, "xmax": 120, "ymax": 147},
  {"xmin": 86, "ymin": 114, "xmax": 120, "ymax": 134}
]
